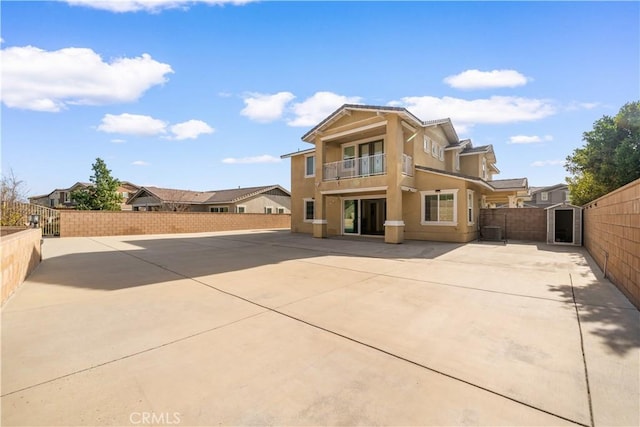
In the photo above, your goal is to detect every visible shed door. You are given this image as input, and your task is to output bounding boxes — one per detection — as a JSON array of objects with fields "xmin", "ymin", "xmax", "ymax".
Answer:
[{"xmin": 555, "ymin": 209, "xmax": 574, "ymax": 243}]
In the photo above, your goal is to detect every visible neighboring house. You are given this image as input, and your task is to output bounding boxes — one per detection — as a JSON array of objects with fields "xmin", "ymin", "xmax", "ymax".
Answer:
[
  {"xmin": 281, "ymin": 104, "xmax": 529, "ymax": 244},
  {"xmin": 127, "ymin": 185, "xmax": 291, "ymax": 214},
  {"xmin": 29, "ymin": 181, "xmax": 140, "ymax": 210},
  {"xmin": 529, "ymin": 184, "xmax": 570, "ymax": 208}
]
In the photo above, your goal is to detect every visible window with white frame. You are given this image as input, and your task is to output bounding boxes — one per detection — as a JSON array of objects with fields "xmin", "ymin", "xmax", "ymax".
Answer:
[
  {"xmin": 264, "ymin": 206, "xmax": 274, "ymax": 214},
  {"xmin": 210, "ymin": 206, "xmax": 229, "ymax": 213},
  {"xmin": 236, "ymin": 206, "xmax": 246, "ymax": 213},
  {"xmin": 432, "ymin": 142, "xmax": 439, "ymax": 158},
  {"xmin": 482, "ymin": 158, "xmax": 487, "ymax": 179},
  {"xmin": 303, "ymin": 199, "xmax": 314, "ymax": 222},
  {"xmin": 305, "ymin": 155, "xmax": 315, "ymax": 177},
  {"xmin": 467, "ymin": 190, "xmax": 474, "ymax": 225},
  {"xmin": 423, "ymin": 136, "xmax": 430, "ymax": 153},
  {"xmin": 421, "ymin": 190, "xmax": 458, "ymax": 225},
  {"xmin": 540, "ymin": 192, "xmax": 548, "ymax": 201},
  {"xmin": 455, "ymin": 153, "xmax": 460, "ymax": 171},
  {"xmin": 277, "ymin": 207, "xmax": 285, "ymax": 214},
  {"xmin": 439, "ymin": 145, "xmax": 444, "ymax": 161}
]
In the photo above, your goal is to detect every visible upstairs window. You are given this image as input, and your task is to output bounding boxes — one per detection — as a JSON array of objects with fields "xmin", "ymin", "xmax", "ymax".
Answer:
[
  {"xmin": 439, "ymin": 145, "xmax": 444, "ymax": 161},
  {"xmin": 541, "ymin": 192, "xmax": 549, "ymax": 201},
  {"xmin": 432, "ymin": 142, "xmax": 439, "ymax": 158},
  {"xmin": 423, "ymin": 136, "xmax": 430, "ymax": 153},
  {"xmin": 482, "ymin": 158, "xmax": 487, "ymax": 179},
  {"xmin": 455, "ymin": 153, "xmax": 460, "ymax": 170},
  {"xmin": 305, "ymin": 155, "xmax": 315, "ymax": 177}
]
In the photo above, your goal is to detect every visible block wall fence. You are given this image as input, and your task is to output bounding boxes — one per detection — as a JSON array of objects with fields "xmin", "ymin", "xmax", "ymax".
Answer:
[
  {"xmin": 479, "ymin": 208, "xmax": 547, "ymax": 241},
  {"xmin": 59, "ymin": 211, "xmax": 291, "ymax": 237},
  {"xmin": 583, "ymin": 178, "xmax": 640, "ymax": 310},
  {"xmin": 1, "ymin": 227, "xmax": 42, "ymax": 306}
]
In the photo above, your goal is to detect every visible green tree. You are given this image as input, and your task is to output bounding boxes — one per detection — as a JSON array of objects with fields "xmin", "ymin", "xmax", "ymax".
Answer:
[
  {"xmin": 566, "ymin": 101, "xmax": 640, "ymax": 205},
  {"xmin": 72, "ymin": 158, "xmax": 123, "ymax": 210}
]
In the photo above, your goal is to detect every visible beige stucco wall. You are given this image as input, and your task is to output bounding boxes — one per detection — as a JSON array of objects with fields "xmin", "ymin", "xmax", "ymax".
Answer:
[
  {"xmin": 403, "ymin": 171, "xmax": 485, "ymax": 242},
  {"xmin": 289, "ymin": 154, "xmax": 316, "ymax": 234},
  {"xmin": 460, "ymin": 154, "xmax": 481, "ymax": 177}
]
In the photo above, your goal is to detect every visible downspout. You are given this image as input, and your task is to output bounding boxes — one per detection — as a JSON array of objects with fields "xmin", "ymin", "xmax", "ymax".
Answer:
[{"xmin": 603, "ymin": 250, "xmax": 608, "ymax": 279}]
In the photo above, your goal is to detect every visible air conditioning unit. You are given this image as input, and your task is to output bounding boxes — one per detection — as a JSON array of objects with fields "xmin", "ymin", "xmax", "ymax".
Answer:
[{"xmin": 482, "ymin": 226, "xmax": 503, "ymax": 241}]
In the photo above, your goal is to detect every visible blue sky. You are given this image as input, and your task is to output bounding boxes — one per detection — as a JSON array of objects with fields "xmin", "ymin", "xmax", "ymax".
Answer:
[{"xmin": 2, "ymin": 1, "xmax": 638, "ymax": 197}]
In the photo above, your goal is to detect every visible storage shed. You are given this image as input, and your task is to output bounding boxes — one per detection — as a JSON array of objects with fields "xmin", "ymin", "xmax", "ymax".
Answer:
[{"xmin": 545, "ymin": 203, "xmax": 583, "ymax": 245}]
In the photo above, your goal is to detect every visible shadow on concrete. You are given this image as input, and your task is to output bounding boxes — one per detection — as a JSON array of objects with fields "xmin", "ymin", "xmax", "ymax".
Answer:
[
  {"xmin": 29, "ymin": 230, "xmax": 464, "ymax": 293},
  {"xmin": 537, "ymin": 244, "xmax": 640, "ymax": 356}
]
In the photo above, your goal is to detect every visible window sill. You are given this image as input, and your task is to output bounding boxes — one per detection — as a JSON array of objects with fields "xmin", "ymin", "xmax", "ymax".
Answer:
[{"xmin": 421, "ymin": 221, "xmax": 458, "ymax": 227}]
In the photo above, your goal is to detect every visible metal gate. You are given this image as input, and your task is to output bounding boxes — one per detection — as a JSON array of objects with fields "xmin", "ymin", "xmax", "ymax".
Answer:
[{"xmin": 1, "ymin": 201, "xmax": 60, "ymax": 236}]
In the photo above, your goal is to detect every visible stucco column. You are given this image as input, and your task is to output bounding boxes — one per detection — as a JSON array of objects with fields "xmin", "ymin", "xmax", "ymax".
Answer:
[
  {"xmin": 313, "ymin": 135, "xmax": 328, "ymax": 238},
  {"xmin": 384, "ymin": 114, "xmax": 405, "ymax": 244}
]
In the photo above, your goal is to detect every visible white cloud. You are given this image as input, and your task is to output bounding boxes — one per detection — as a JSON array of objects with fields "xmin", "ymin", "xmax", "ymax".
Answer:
[
  {"xmin": 131, "ymin": 160, "xmax": 150, "ymax": 166},
  {"xmin": 444, "ymin": 69, "xmax": 529, "ymax": 90},
  {"xmin": 222, "ymin": 155, "xmax": 281, "ymax": 164},
  {"xmin": 287, "ymin": 91, "xmax": 363, "ymax": 127},
  {"xmin": 1, "ymin": 45, "xmax": 173, "ymax": 112},
  {"xmin": 530, "ymin": 160, "xmax": 564, "ymax": 167},
  {"xmin": 65, "ymin": 0, "xmax": 255, "ymax": 13},
  {"xmin": 508, "ymin": 135, "xmax": 553, "ymax": 144},
  {"xmin": 566, "ymin": 101, "xmax": 599, "ymax": 111},
  {"xmin": 98, "ymin": 113, "xmax": 167, "ymax": 136},
  {"xmin": 170, "ymin": 119, "xmax": 214, "ymax": 140},
  {"xmin": 241, "ymin": 92, "xmax": 295, "ymax": 123},
  {"xmin": 391, "ymin": 95, "xmax": 556, "ymax": 134},
  {"xmin": 110, "ymin": 138, "xmax": 126, "ymax": 144}
]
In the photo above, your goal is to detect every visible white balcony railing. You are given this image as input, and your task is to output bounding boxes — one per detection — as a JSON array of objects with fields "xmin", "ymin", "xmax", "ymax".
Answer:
[
  {"xmin": 323, "ymin": 153, "xmax": 386, "ymax": 180},
  {"xmin": 402, "ymin": 153, "xmax": 413, "ymax": 176}
]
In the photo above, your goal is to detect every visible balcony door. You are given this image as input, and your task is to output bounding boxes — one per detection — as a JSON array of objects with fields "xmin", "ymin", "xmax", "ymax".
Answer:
[{"xmin": 358, "ymin": 140, "xmax": 384, "ymax": 176}]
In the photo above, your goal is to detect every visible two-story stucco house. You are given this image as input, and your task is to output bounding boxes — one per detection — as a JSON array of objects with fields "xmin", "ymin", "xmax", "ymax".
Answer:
[
  {"xmin": 528, "ymin": 183, "xmax": 570, "ymax": 208},
  {"xmin": 29, "ymin": 181, "xmax": 140, "ymax": 210},
  {"xmin": 281, "ymin": 104, "xmax": 528, "ymax": 244}
]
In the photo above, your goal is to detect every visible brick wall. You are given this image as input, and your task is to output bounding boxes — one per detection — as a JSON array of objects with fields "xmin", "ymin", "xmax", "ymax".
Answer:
[
  {"xmin": 583, "ymin": 179, "xmax": 640, "ymax": 309},
  {"xmin": 480, "ymin": 208, "xmax": 547, "ymax": 241},
  {"xmin": 59, "ymin": 211, "xmax": 291, "ymax": 237},
  {"xmin": 1, "ymin": 227, "xmax": 42, "ymax": 306}
]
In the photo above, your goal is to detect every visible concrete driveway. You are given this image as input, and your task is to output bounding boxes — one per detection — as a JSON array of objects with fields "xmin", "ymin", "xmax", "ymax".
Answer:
[{"xmin": 1, "ymin": 230, "xmax": 638, "ymax": 426}]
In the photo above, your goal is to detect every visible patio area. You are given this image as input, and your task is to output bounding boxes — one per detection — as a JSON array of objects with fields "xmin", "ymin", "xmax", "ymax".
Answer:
[{"xmin": 1, "ymin": 230, "xmax": 638, "ymax": 426}]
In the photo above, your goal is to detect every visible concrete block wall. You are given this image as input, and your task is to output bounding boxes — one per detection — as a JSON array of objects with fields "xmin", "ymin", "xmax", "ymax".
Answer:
[
  {"xmin": 59, "ymin": 211, "xmax": 291, "ymax": 237},
  {"xmin": 480, "ymin": 208, "xmax": 547, "ymax": 241},
  {"xmin": 1, "ymin": 227, "xmax": 42, "ymax": 306},
  {"xmin": 583, "ymin": 179, "xmax": 640, "ymax": 309}
]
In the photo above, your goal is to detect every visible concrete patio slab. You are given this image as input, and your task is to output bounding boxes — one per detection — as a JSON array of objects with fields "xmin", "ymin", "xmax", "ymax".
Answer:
[{"xmin": 2, "ymin": 230, "xmax": 638, "ymax": 426}]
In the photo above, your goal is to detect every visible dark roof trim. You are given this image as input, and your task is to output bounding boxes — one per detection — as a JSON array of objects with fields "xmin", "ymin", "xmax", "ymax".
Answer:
[
  {"xmin": 300, "ymin": 104, "xmax": 459, "ymax": 144},
  {"xmin": 280, "ymin": 148, "xmax": 316, "ymax": 159},
  {"xmin": 415, "ymin": 165, "xmax": 494, "ymax": 191}
]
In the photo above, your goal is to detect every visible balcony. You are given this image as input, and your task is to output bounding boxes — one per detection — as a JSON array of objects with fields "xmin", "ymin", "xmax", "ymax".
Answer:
[
  {"xmin": 402, "ymin": 153, "xmax": 413, "ymax": 176},
  {"xmin": 323, "ymin": 153, "xmax": 386, "ymax": 180},
  {"xmin": 322, "ymin": 153, "xmax": 413, "ymax": 181}
]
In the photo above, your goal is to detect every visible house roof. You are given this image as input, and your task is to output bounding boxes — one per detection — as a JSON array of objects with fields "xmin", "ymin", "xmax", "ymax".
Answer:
[
  {"xmin": 415, "ymin": 166, "xmax": 494, "ymax": 191},
  {"xmin": 128, "ymin": 185, "xmax": 290, "ymax": 205},
  {"xmin": 300, "ymin": 104, "xmax": 459, "ymax": 145},
  {"xmin": 280, "ymin": 147, "xmax": 316, "ymax": 159},
  {"xmin": 530, "ymin": 183, "xmax": 568, "ymax": 194},
  {"xmin": 489, "ymin": 178, "xmax": 528, "ymax": 190}
]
